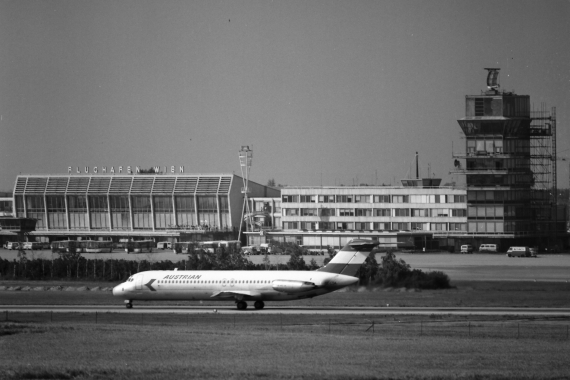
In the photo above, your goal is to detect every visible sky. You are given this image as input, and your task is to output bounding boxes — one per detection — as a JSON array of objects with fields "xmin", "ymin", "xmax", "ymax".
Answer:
[{"xmin": 0, "ymin": 0, "xmax": 568, "ymax": 192}]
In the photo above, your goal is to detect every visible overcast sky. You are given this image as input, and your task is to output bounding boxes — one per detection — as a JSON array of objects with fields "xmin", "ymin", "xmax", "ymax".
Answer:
[{"xmin": 1, "ymin": 0, "xmax": 568, "ymax": 191}]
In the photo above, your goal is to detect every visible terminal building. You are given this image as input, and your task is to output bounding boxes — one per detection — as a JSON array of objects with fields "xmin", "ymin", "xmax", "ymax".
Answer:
[
  {"xmin": 0, "ymin": 173, "xmax": 278, "ymax": 244},
  {"xmin": 245, "ymin": 179, "xmax": 468, "ymax": 251}
]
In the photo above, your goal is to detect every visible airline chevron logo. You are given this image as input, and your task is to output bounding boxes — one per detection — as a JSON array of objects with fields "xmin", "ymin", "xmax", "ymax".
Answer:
[{"xmin": 145, "ymin": 279, "xmax": 156, "ymax": 291}]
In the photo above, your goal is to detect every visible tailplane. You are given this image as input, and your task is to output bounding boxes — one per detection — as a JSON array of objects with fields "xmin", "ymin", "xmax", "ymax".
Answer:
[{"xmin": 317, "ymin": 239, "xmax": 379, "ymax": 277}]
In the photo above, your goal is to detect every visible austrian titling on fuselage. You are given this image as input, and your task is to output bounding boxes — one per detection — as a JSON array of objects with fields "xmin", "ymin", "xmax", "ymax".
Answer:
[{"xmin": 113, "ymin": 239, "xmax": 378, "ymax": 310}]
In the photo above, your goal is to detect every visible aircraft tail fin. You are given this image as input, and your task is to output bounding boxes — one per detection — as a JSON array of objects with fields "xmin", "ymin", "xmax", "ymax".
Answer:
[{"xmin": 316, "ymin": 239, "xmax": 379, "ymax": 277}]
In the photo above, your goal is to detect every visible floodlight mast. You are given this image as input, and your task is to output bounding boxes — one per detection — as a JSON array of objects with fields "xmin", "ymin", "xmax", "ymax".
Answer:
[{"xmin": 238, "ymin": 146, "xmax": 253, "ymax": 243}]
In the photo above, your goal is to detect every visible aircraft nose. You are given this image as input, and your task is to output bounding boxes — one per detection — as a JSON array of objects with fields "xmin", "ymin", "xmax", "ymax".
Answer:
[{"xmin": 112, "ymin": 284, "xmax": 123, "ymax": 296}]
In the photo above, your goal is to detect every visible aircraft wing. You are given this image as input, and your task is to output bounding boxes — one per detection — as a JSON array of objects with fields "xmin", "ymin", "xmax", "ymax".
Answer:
[{"xmin": 210, "ymin": 290, "xmax": 262, "ymax": 299}]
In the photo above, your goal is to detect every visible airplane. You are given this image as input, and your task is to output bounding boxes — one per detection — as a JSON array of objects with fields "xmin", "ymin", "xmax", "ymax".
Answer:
[{"xmin": 112, "ymin": 239, "xmax": 378, "ymax": 310}]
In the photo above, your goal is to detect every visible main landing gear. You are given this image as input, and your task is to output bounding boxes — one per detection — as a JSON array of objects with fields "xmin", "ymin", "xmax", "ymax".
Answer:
[
  {"xmin": 125, "ymin": 300, "xmax": 133, "ymax": 309},
  {"xmin": 235, "ymin": 300, "xmax": 265, "ymax": 310}
]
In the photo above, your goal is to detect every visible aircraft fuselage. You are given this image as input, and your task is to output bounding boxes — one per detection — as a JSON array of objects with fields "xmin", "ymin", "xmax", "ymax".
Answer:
[{"xmin": 113, "ymin": 269, "xmax": 358, "ymax": 303}]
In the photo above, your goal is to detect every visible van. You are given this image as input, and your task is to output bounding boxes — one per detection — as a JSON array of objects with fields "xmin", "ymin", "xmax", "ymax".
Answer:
[
  {"xmin": 479, "ymin": 244, "xmax": 498, "ymax": 253},
  {"xmin": 506, "ymin": 246, "xmax": 531, "ymax": 258},
  {"xmin": 460, "ymin": 245, "xmax": 473, "ymax": 254},
  {"xmin": 156, "ymin": 242, "xmax": 172, "ymax": 250}
]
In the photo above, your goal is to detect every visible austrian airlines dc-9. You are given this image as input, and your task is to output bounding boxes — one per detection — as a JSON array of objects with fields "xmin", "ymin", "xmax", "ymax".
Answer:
[{"xmin": 113, "ymin": 239, "xmax": 378, "ymax": 310}]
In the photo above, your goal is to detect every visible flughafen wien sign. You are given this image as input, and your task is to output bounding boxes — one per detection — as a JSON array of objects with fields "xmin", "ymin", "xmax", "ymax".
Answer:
[{"xmin": 67, "ymin": 166, "xmax": 185, "ymax": 174}]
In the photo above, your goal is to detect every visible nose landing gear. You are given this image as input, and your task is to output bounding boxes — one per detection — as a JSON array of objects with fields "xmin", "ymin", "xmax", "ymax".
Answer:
[{"xmin": 124, "ymin": 300, "xmax": 133, "ymax": 309}]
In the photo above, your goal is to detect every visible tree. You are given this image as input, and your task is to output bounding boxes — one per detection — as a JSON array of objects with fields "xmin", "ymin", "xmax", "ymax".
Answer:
[
  {"xmin": 358, "ymin": 252, "xmax": 380, "ymax": 286},
  {"xmin": 285, "ymin": 244, "xmax": 308, "ymax": 270},
  {"xmin": 323, "ymin": 246, "xmax": 336, "ymax": 266},
  {"xmin": 376, "ymin": 251, "xmax": 411, "ymax": 287},
  {"xmin": 267, "ymin": 178, "xmax": 276, "ymax": 187}
]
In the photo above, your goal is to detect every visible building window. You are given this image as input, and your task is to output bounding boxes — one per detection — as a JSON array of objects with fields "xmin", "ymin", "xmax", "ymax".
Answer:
[
  {"xmin": 153, "ymin": 196, "xmax": 174, "ymax": 230},
  {"xmin": 374, "ymin": 208, "xmax": 390, "ymax": 217},
  {"xmin": 301, "ymin": 222, "xmax": 316, "ymax": 230},
  {"xmin": 176, "ymin": 196, "xmax": 195, "ymax": 227},
  {"xmin": 219, "ymin": 197, "xmax": 230, "ymax": 229},
  {"xmin": 336, "ymin": 195, "xmax": 353, "ymax": 203},
  {"xmin": 392, "ymin": 222, "xmax": 409, "ymax": 230},
  {"xmin": 110, "ymin": 195, "xmax": 130, "ymax": 230},
  {"xmin": 394, "ymin": 208, "xmax": 409, "ymax": 217},
  {"xmin": 451, "ymin": 195, "xmax": 466, "ymax": 203},
  {"xmin": 431, "ymin": 223, "xmax": 447, "ymax": 231},
  {"xmin": 430, "ymin": 209, "xmax": 449, "ymax": 217},
  {"xmin": 15, "ymin": 195, "xmax": 24, "ymax": 217},
  {"xmin": 301, "ymin": 208, "xmax": 317, "ymax": 216},
  {"xmin": 68, "ymin": 195, "xmax": 88, "ymax": 230},
  {"xmin": 26, "ymin": 195, "xmax": 45, "ymax": 230},
  {"xmin": 449, "ymin": 223, "xmax": 467, "ymax": 231},
  {"xmin": 411, "ymin": 222, "xmax": 428, "ymax": 230},
  {"xmin": 197, "ymin": 196, "xmax": 218, "ymax": 228},
  {"xmin": 336, "ymin": 222, "xmax": 354, "ymax": 230},
  {"xmin": 283, "ymin": 221, "xmax": 298, "ymax": 230},
  {"xmin": 373, "ymin": 195, "xmax": 391, "ymax": 203},
  {"xmin": 412, "ymin": 209, "xmax": 428, "ymax": 217},
  {"xmin": 300, "ymin": 195, "xmax": 316, "ymax": 203},
  {"xmin": 338, "ymin": 209, "xmax": 354, "ymax": 217},
  {"xmin": 392, "ymin": 195, "xmax": 409, "ymax": 203},
  {"xmin": 89, "ymin": 196, "xmax": 109, "ymax": 230},
  {"xmin": 319, "ymin": 208, "xmax": 335, "ymax": 217},
  {"xmin": 319, "ymin": 222, "xmax": 334, "ymax": 230},
  {"xmin": 354, "ymin": 195, "xmax": 370, "ymax": 203},
  {"xmin": 46, "ymin": 195, "xmax": 67, "ymax": 229},
  {"xmin": 283, "ymin": 208, "xmax": 299, "ymax": 216},
  {"xmin": 355, "ymin": 222, "xmax": 371, "ymax": 230},
  {"xmin": 132, "ymin": 196, "xmax": 152, "ymax": 230},
  {"xmin": 318, "ymin": 195, "xmax": 335, "ymax": 203},
  {"xmin": 355, "ymin": 209, "xmax": 372, "ymax": 217},
  {"xmin": 451, "ymin": 209, "xmax": 467, "ymax": 217},
  {"xmin": 373, "ymin": 222, "xmax": 391, "ymax": 231},
  {"xmin": 282, "ymin": 195, "xmax": 299, "ymax": 203}
]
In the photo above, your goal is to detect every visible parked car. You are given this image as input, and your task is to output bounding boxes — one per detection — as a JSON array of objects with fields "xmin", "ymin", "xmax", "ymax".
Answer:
[
  {"xmin": 3, "ymin": 241, "xmax": 20, "ymax": 250},
  {"xmin": 479, "ymin": 244, "xmax": 498, "ymax": 253},
  {"xmin": 506, "ymin": 246, "xmax": 532, "ymax": 257},
  {"xmin": 460, "ymin": 244, "xmax": 473, "ymax": 254}
]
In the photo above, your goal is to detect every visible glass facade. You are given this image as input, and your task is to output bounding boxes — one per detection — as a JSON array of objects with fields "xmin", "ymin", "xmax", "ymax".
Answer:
[
  {"xmin": 89, "ymin": 196, "xmax": 109, "ymax": 230},
  {"xmin": 68, "ymin": 195, "xmax": 88, "ymax": 230},
  {"xmin": 46, "ymin": 195, "xmax": 66, "ymax": 229},
  {"xmin": 175, "ymin": 196, "xmax": 195, "ymax": 227},
  {"xmin": 110, "ymin": 195, "xmax": 130, "ymax": 230}
]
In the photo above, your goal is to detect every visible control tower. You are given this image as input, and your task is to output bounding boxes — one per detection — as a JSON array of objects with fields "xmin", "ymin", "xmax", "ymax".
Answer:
[{"xmin": 452, "ymin": 69, "xmax": 565, "ymax": 248}]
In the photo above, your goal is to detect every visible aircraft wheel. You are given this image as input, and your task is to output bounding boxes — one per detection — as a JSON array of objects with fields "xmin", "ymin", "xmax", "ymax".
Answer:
[
  {"xmin": 126, "ymin": 302, "xmax": 133, "ymax": 309},
  {"xmin": 254, "ymin": 300, "xmax": 265, "ymax": 310},
  {"xmin": 236, "ymin": 301, "xmax": 247, "ymax": 310}
]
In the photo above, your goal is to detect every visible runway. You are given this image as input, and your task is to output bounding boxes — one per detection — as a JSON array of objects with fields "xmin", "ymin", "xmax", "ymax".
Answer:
[{"xmin": 3, "ymin": 304, "xmax": 570, "ymax": 316}]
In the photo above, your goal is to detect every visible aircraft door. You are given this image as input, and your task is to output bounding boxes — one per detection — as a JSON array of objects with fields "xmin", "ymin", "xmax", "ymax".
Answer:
[{"xmin": 135, "ymin": 274, "xmax": 143, "ymax": 290}]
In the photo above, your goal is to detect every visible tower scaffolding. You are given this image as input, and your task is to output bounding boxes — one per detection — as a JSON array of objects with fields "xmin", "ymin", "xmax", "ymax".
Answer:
[{"xmin": 529, "ymin": 104, "xmax": 555, "ymax": 205}]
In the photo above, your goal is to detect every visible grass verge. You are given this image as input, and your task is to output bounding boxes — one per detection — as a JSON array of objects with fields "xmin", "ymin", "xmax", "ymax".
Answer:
[{"xmin": 1, "ymin": 321, "xmax": 569, "ymax": 380}]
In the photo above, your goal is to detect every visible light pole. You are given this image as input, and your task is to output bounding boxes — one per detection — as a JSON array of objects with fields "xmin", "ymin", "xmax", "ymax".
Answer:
[{"xmin": 238, "ymin": 146, "xmax": 253, "ymax": 243}]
